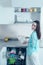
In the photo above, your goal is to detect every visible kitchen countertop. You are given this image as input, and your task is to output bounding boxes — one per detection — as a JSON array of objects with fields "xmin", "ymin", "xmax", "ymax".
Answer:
[
  {"xmin": 0, "ymin": 41, "xmax": 27, "ymax": 47},
  {"xmin": 0, "ymin": 38, "xmax": 43, "ymax": 51}
]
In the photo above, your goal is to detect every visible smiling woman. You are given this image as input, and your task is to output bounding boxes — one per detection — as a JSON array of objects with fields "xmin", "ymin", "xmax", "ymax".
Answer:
[{"xmin": 26, "ymin": 20, "xmax": 41, "ymax": 65}]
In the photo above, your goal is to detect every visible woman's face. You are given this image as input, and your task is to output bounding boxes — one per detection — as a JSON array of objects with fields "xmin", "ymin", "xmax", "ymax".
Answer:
[{"xmin": 32, "ymin": 22, "xmax": 37, "ymax": 30}]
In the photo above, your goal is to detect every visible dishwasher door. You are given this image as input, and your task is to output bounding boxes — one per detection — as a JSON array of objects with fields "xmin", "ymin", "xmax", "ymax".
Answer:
[{"xmin": 7, "ymin": 47, "xmax": 26, "ymax": 65}]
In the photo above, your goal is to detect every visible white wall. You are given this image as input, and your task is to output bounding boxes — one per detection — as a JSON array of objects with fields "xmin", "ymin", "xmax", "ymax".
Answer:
[
  {"xmin": 40, "ymin": 7, "xmax": 43, "ymax": 39},
  {"xmin": 12, "ymin": 0, "xmax": 43, "ymax": 7},
  {"xmin": 40, "ymin": 7, "xmax": 43, "ymax": 47},
  {"xmin": 0, "ymin": 0, "xmax": 43, "ymax": 7},
  {"xmin": 0, "ymin": 7, "xmax": 14, "ymax": 24}
]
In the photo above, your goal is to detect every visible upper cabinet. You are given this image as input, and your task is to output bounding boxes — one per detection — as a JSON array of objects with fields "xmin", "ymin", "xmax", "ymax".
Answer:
[{"xmin": 0, "ymin": 7, "xmax": 14, "ymax": 24}]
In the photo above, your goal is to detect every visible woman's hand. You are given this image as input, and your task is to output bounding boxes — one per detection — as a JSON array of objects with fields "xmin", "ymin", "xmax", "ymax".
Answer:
[{"xmin": 23, "ymin": 41, "xmax": 28, "ymax": 44}]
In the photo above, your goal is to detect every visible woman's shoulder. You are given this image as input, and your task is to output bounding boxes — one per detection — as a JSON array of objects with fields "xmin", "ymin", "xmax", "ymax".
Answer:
[
  {"xmin": 32, "ymin": 31, "xmax": 38, "ymax": 39},
  {"xmin": 32, "ymin": 31, "xmax": 37, "ymax": 35}
]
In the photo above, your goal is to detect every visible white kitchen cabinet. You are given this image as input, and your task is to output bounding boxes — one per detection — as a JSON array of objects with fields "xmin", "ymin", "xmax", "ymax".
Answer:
[{"xmin": 0, "ymin": 7, "xmax": 14, "ymax": 24}]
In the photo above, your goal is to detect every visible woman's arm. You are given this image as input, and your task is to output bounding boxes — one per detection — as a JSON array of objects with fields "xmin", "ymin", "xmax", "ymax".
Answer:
[{"xmin": 31, "ymin": 32, "xmax": 38, "ymax": 48}]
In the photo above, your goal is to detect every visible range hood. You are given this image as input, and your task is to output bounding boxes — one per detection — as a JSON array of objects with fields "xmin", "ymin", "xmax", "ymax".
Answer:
[
  {"xmin": 0, "ymin": 24, "xmax": 32, "ymax": 40},
  {"xmin": 0, "ymin": 25, "xmax": 18, "ymax": 39}
]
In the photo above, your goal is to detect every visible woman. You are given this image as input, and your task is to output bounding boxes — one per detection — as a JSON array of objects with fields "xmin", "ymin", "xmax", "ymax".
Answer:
[{"xmin": 26, "ymin": 20, "xmax": 41, "ymax": 65}]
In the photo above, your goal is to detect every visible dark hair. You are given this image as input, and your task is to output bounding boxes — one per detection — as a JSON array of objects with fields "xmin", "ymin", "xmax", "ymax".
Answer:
[{"xmin": 34, "ymin": 20, "xmax": 41, "ymax": 39}]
